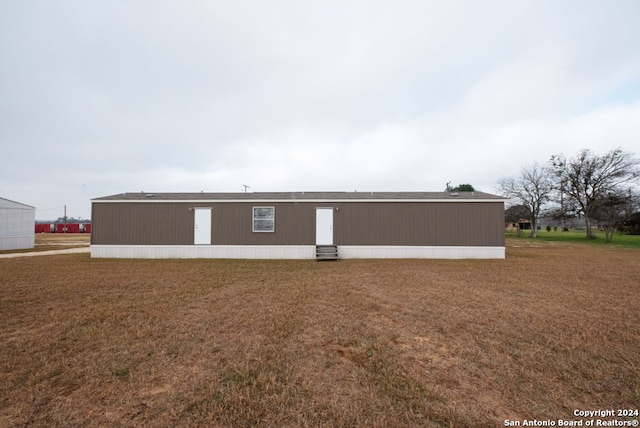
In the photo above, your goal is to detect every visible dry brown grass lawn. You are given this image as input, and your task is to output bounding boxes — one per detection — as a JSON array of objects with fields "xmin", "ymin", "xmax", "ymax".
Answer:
[
  {"xmin": 34, "ymin": 234, "xmax": 90, "ymax": 251},
  {"xmin": 0, "ymin": 234, "xmax": 90, "ymax": 255},
  {"xmin": 1, "ymin": 240, "xmax": 638, "ymax": 427}
]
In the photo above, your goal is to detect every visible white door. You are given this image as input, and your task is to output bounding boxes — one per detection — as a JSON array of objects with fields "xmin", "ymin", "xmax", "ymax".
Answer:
[
  {"xmin": 316, "ymin": 208, "xmax": 333, "ymax": 245},
  {"xmin": 194, "ymin": 208, "xmax": 212, "ymax": 245}
]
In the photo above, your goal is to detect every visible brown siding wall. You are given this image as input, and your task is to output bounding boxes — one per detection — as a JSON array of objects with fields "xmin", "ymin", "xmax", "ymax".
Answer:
[
  {"xmin": 92, "ymin": 201, "xmax": 504, "ymax": 247},
  {"xmin": 91, "ymin": 202, "xmax": 317, "ymax": 245},
  {"xmin": 334, "ymin": 202, "xmax": 504, "ymax": 246},
  {"xmin": 91, "ymin": 202, "xmax": 194, "ymax": 245},
  {"xmin": 211, "ymin": 202, "xmax": 315, "ymax": 245}
]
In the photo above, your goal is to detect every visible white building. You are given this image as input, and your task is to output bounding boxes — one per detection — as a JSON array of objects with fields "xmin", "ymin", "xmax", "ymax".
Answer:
[{"xmin": 0, "ymin": 197, "xmax": 35, "ymax": 251}]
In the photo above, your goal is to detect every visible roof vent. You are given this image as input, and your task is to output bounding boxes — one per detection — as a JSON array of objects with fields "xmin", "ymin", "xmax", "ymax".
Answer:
[
  {"xmin": 451, "ymin": 192, "xmax": 459, "ymax": 196},
  {"xmin": 145, "ymin": 193, "xmax": 155, "ymax": 198}
]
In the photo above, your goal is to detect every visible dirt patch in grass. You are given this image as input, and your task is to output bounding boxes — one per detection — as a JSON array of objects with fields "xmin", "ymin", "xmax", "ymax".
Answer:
[
  {"xmin": 0, "ymin": 234, "xmax": 90, "ymax": 255},
  {"xmin": 1, "ymin": 241, "xmax": 638, "ymax": 426}
]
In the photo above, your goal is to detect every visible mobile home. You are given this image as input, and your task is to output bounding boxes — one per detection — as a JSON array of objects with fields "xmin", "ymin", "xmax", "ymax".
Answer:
[{"xmin": 91, "ymin": 191, "xmax": 506, "ymax": 259}]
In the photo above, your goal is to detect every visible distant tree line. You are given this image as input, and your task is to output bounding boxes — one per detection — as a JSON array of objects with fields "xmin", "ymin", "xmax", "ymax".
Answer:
[{"xmin": 498, "ymin": 148, "xmax": 640, "ymax": 242}]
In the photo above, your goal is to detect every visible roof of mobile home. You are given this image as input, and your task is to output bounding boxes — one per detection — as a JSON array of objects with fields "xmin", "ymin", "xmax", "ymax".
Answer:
[{"xmin": 92, "ymin": 191, "xmax": 507, "ymax": 202}]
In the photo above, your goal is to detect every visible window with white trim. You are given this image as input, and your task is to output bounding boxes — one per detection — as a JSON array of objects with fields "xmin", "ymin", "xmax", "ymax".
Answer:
[{"xmin": 253, "ymin": 206, "xmax": 275, "ymax": 232}]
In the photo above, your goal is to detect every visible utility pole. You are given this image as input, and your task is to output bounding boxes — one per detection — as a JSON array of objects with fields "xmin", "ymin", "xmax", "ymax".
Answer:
[
  {"xmin": 559, "ymin": 180, "xmax": 566, "ymax": 231},
  {"xmin": 64, "ymin": 205, "xmax": 67, "ymax": 233}
]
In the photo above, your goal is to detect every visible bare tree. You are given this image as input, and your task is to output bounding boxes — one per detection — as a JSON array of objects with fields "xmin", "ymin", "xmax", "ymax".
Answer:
[
  {"xmin": 591, "ymin": 189, "xmax": 638, "ymax": 242},
  {"xmin": 550, "ymin": 148, "xmax": 640, "ymax": 239},
  {"xmin": 498, "ymin": 162, "xmax": 554, "ymax": 238}
]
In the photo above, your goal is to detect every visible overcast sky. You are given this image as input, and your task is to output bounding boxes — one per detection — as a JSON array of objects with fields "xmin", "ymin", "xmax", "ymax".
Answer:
[{"xmin": 2, "ymin": 1, "xmax": 639, "ymax": 219}]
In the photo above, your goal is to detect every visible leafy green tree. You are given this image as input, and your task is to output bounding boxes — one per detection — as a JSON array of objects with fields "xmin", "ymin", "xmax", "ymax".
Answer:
[
  {"xmin": 622, "ymin": 212, "xmax": 640, "ymax": 235},
  {"xmin": 453, "ymin": 183, "xmax": 475, "ymax": 192},
  {"xmin": 445, "ymin": 183, "xmax": 476, "ymax": 192}
]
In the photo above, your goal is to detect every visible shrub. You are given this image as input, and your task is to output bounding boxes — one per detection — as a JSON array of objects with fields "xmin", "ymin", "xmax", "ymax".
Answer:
[{"xmin": 622, "ymin": 212, "xmax": 640, "ymax": 235}]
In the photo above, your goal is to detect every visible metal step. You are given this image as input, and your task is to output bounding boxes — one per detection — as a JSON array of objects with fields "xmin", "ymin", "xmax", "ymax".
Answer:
[{"xmin": 316, "ymin": 245, "xmax": 339, "ymax": 261}]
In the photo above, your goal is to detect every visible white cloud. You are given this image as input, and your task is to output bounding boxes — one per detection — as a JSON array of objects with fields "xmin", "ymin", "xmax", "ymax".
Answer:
[{"xmin": 1, "ymin": 1, "xmax": 639, "ymax": 218}]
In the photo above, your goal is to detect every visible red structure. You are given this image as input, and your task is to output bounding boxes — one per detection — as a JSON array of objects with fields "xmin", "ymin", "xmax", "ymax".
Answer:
[{"xmin": 35, "ymin": 223, "xmax": 91, "ymax": 233}]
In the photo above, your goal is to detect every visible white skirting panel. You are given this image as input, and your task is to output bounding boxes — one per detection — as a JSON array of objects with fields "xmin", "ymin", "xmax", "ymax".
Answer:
[
  {"xmin": 92, "ymin": 245, "xmax": 505, "ymax": 259},
  {"xmin": 338, "ymin": 246, "xmax": 505, "ymax": 259},
  {"xmin": 91, "ymin": 245, "xmax": 317, "ymax": 259}
]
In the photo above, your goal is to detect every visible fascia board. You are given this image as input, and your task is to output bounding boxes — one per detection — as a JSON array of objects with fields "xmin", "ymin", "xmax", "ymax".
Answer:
[{"xmin": 92, "ymin": 198, "xmax": 507, "ymax": 204}]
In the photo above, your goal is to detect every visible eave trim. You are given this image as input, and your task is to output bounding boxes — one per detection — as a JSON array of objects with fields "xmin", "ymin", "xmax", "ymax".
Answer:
[{"xmin": 92, "ymin": 198, "xmax": 505, "ymax": 204}]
